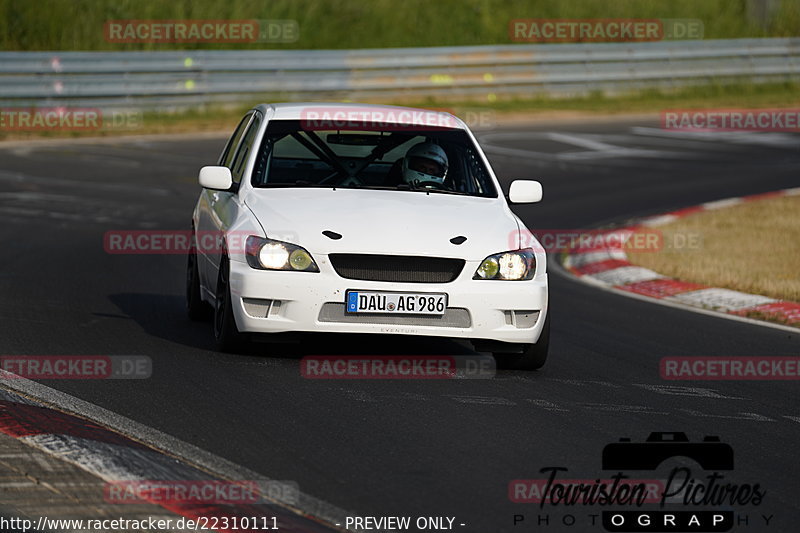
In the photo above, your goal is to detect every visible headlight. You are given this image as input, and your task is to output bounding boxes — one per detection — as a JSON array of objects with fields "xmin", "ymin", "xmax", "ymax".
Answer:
[
  {"xmin": 474, "ymin": 249, "xmax": 536, "ymax": 280},
  {"xmin": 245, "ymin": 236, "xmax": 319, "ymax": 272},
  {"xmin": 259, "ymin": 243, "xmax": 290, "ymax": 269}
]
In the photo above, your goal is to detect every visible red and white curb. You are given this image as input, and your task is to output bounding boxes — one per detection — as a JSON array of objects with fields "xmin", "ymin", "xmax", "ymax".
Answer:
[
  {"xmin": 0, "ymin": 379, "xmax": 344, "ymax": 533},
  {"xmin": 562, "ymin": 187, "xmax": 800, "ymax": 329}
]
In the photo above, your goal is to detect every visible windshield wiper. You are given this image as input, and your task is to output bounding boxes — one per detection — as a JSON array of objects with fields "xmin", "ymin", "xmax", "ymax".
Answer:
[
  {"xmin": 420, "ymin": 188, "xmax": 470, "ymax": 196},
  {"xmin": 345, "ymin": 184, "xmax": 412, "ymax": 191},
  {"xmin": 260, "ymin": 180, "xmax": 332, "ymax": 188},
  {"xmin": 403, "ymin": 182, "xmax": 470, "ymax": 195},
  {"xmin": 354, "ymin": 183, "xmax": 470, "ymax": 195}
]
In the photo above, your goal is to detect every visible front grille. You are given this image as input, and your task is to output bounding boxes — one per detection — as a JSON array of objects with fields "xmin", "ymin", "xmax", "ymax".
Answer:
[
  {"xmin": 328, "ymin": 254, "xmax": 464, "ymax": 283},
  {"xmin": 318, "ymin": 303, "xmax": 471, "ymax": 328}
]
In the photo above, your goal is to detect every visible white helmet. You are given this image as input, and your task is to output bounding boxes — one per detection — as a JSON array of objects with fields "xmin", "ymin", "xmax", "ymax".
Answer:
[{"xmin": 402, "ymin": 142, "xmax": 448, "ymax": 187}]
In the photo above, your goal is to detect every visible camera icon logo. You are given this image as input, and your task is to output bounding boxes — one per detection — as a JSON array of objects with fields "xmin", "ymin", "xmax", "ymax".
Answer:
[{"xmin": 602, "ymin": 432, "xmax": 734, "ymax": 471}]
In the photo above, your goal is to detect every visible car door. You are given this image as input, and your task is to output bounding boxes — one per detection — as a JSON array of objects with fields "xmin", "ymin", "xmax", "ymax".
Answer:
[
  {"xmin": 204, "ymin": 111, "xmax": 264, "ymax": 290},
  {"xmin": 197, "ymin": 112, "xmax": 253, "ymax": 291}
]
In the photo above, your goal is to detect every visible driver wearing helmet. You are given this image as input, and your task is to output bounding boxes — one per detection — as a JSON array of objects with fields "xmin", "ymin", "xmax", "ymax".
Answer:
[{"xmin": 401, "ymin": 142, "xmax": 449, "ymax": 189}]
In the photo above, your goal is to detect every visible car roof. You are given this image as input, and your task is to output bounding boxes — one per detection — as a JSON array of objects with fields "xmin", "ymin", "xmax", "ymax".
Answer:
[{"xmin": 251, "ymin": 102, "xmax": 467, "ymax": 130}]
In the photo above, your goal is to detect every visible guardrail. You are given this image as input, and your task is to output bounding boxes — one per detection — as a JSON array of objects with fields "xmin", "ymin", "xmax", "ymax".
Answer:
[{"xmin": 1, "ymin": 38, "xmax": 798, "ymax": 110}]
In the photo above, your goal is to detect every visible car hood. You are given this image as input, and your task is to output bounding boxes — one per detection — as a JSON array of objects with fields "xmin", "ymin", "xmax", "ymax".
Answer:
[{"xmin": 244, "ymin": 188, "xmax": 520, "ymax": 260}]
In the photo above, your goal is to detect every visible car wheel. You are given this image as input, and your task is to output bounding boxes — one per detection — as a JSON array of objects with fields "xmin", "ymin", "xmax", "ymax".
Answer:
[
  {"xmin": 213, "ymin": 256, "xmax": 247, "ymax": 352},
  {"xmin": 494, "ymin": 312, "xmax": 550, "ymax": 371},
  {"xmin": 186, "ymin": 248, "xmax": 211, "ymax": 321}
]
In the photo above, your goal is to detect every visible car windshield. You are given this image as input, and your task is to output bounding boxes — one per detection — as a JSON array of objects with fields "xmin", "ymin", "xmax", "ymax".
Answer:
[{"xmin": 250, "ymin": 119, "xmax": 498, "ymax": 198}]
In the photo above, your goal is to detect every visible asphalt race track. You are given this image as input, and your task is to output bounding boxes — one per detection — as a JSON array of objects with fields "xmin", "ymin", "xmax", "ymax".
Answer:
[{"xmin": 1, "ymin": 117, "xmax": 799, "ymax": 532}]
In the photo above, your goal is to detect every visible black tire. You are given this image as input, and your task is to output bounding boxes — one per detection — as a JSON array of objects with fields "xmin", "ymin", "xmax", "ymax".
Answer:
[
  {"xmin": 186, "ymin": 248, "xmax": 211, "ymax": 321},
  {"xmin": 213, "ymin": 256, "xmax": 247, "ymax": 352},
  {"xmin": 494, "ymin": 312, "xmax": 550, "ymax": 371}
]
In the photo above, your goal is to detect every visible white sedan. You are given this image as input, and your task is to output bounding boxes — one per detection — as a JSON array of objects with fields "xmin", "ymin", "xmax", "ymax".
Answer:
[{"xmin": 187, "ymin": 103, "xmax": 549, "ymax": 369}]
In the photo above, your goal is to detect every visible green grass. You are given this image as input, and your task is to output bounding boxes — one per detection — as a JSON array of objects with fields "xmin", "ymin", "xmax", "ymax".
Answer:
[
  {"xmin": 451, "ymin": 80, "xmax": 800, "ymax": 112},
  {"xmin": 1, "ymin": 0, "xmax": 799, "ymax": 51}
]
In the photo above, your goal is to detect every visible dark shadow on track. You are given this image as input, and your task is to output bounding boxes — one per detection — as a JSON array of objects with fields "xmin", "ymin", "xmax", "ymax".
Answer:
[{"xmin": 109, "ymin": 292, "xmax": 218, "ymax": 351}]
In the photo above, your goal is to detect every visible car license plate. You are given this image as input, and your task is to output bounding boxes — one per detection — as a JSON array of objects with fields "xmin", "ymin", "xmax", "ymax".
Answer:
[{"xmin": 345, "ymin": 291, "xmax": 447, "ymax": 315}]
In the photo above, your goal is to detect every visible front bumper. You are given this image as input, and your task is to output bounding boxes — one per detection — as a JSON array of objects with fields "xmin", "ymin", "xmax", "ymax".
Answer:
[{"xmin": 228, "ymin": 255, "xmax": 548, "ymax": 344}]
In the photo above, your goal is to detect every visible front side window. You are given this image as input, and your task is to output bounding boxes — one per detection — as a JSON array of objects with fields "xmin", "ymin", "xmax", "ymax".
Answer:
[
  {"xmin": 229, "ymin": 112, "xmax": 263, "ymax": 184},
  {"xmin": 218, "ymin": 113, "xmax": 253, "ymax": 169}
]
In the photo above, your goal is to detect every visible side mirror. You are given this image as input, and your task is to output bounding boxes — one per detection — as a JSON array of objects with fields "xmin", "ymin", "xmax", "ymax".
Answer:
[
  {"xmin": 199, "ymin": 166, "xmax": 233, "ymax": 191},
  {"xmin": 508, "ymin": 180, "xmax": 543, "ymax": 204}
]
